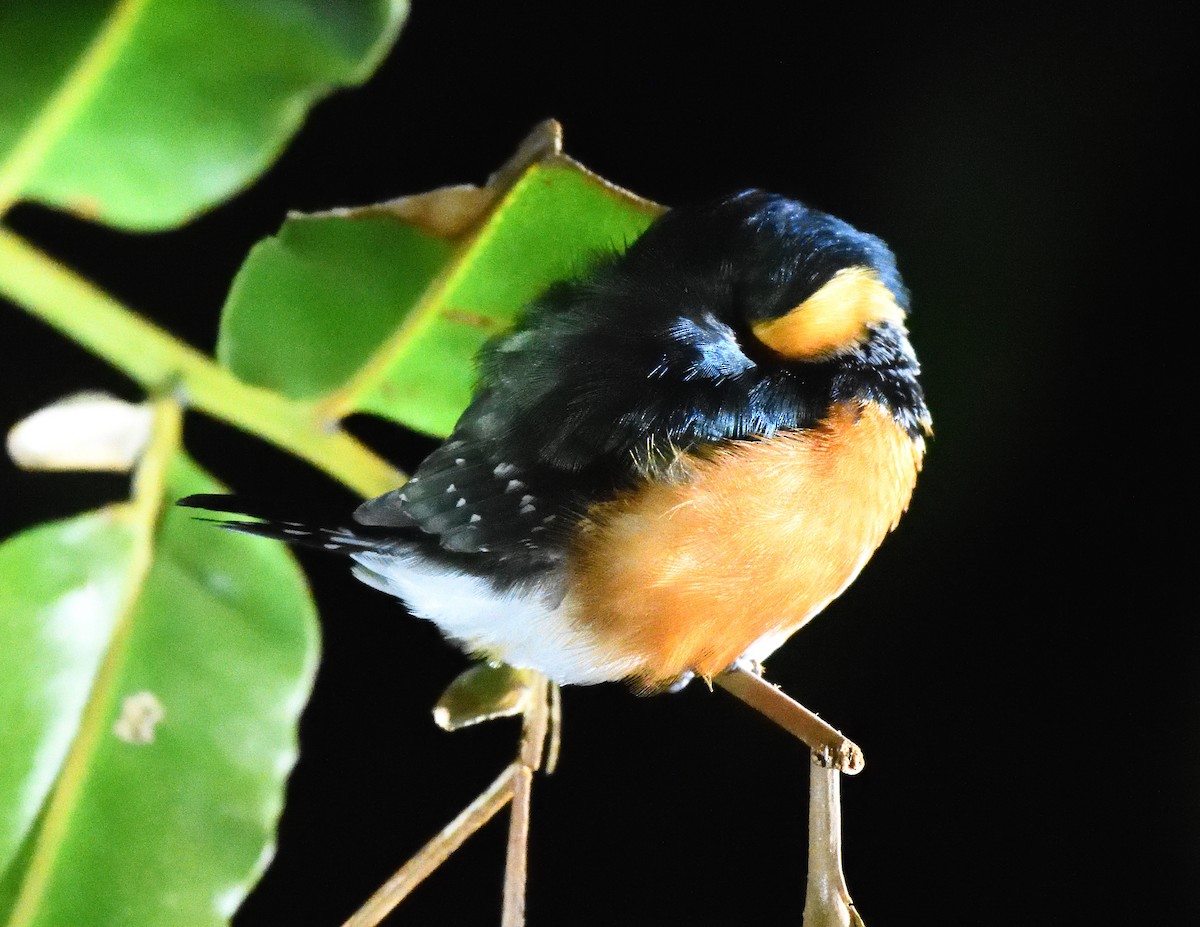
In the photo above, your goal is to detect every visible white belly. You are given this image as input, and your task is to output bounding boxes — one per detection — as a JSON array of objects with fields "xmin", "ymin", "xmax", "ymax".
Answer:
[{"xmin": 350, "ymin": 550, "xmax": 639, "ymax": 685}]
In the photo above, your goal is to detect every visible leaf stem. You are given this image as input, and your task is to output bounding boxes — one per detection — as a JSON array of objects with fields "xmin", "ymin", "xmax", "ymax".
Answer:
[
  {"xmin": 129, "ymin": 397, "xmax": 183, "ymax": 524},
  {"xmin": 3, "ymin": 398, "xmax": 179, "ymax": 927},
  {"xmin": 0, "ymin": 226, "xmax": 403, "ymax": 498},
  {"xmin": 0, "ymin": 0, "xmax": 151, "ymax": 218}
]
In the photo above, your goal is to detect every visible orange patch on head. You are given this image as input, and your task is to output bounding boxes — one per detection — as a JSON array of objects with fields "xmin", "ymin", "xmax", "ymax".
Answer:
[
  {"xmin": 750, "ymin": 267, "xmax": 906, "ymax": 361},
  {"xmin": 565, "ymin": 402, "xmax": 924, "ymax": 687}
]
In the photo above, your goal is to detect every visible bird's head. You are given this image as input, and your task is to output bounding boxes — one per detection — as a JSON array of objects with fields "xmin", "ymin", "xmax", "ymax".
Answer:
[
  {"xmin": 619, "ymin": 189, "xmax": 913, "ymax": 366},
  {"xmin": 606, "ymin": 190, "xmax": 929, "ymax": 441},
  {"xmin": 718, "ymin": 191, "xmax": 911, "ymax": 363}
]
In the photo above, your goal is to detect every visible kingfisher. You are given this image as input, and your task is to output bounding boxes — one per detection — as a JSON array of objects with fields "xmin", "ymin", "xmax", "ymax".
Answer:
[{"xmin": 185, "ymin": 190, "xmax": 930, "ymax": 693}]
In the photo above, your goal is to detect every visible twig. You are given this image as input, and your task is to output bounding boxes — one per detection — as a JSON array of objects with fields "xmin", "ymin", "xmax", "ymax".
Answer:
[
  {"xmin": 501, "ymin": 765, "xmax": 533, "ymax": 927},
  {"xmin": 340, "ymin": 764, "xmax": 519, "ymax": 927},
  {"xmin": 0, "ymin": 226, "xmax": 403, "ymax": 499},
  {"xmin": 545, "ymin": 681, "xmax": 562, "ymax": 774},
  {"xmin": 518, "ymin": 675, "xmax": 550, "ymax": 771},
  {"xmin": 502, "ymin": 673, "xmax": 550, "ymax": 926},
  {"xmin": 340, "ymin": 672, "xmax": 554, "ymax": 926},
  {"xmin": 715, "ymin": 667, "xmax": 865, "ymax": 774},
  {"xmin": 803, "ymin": 757, "xmax": 865, "ymax": 927}
]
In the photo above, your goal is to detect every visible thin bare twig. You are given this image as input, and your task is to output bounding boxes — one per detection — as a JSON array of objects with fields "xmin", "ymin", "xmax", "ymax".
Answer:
[
  {"xmin": 501, "ymin": 673, "xmax": 551, "ymax": 926},
  {"xmin": 803, "ymin": 757, "xmax": 865, "ymax": 926},
  {"xmin": 545, "ymin": 681, "xmax": 562, "ymax": 774},
  {"xmin": 339, "ymin": 764, "xmax": 519, "ymax": 927},
  {"xmin": 501, "ymin": 765, "xmax": 533, "ymax": 927},
  {"xmin": 715, "ymin": 667, "xmax": 865, "ymax": 774},
  {"xmin": 340, "ymin": 672, "xmax": 555, "ymax": 926},
  {"xmin": 519, "ymin": 675, "xmax": 550, "ymax": 771}
]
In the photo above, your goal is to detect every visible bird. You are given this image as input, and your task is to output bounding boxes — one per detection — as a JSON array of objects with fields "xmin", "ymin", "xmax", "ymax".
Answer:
[{"xmin": 183, "ymin": 190, "xmax": 930, "ymax": 694}]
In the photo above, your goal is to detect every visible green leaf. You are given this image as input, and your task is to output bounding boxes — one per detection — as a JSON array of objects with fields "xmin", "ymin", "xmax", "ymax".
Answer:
[
  {"xmin": 0, "ymin": 454, "xmax": 319, "ymax": 926},
  {"xmin": 219, "ymin": 211, "xmax": 455, "ymax": 401},
  {"xmin": 217, "ymin": 121, "xmax": 665, "ymax": 437},
  {"xmin": 0, "ymin": 0, "xmax": 408, "ymax": 228},
  {"xmin": 433, "ymin": 662, "xmax": 539, "ymax": 732}
]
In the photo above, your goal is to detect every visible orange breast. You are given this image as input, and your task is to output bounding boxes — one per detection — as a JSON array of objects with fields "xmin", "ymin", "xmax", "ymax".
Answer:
[{"xmin": 565, "ymin": 401, "xmax": 924, "ymax": 687}]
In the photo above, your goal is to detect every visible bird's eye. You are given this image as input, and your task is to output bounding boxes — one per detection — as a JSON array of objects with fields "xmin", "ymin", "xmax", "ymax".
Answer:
[{"xmin": 750, "ymin": 266, "xmax": 905, "ymax": 361}]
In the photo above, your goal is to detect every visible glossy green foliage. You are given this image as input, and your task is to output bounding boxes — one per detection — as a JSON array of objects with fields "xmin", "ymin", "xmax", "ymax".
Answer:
[
  {"xmin": 0, "ymin": 0, "xmax": 408, "ymax": 228},
  {"xmin": 0, "ymin": 457, "xmax": 319, "ymax": 926},
  {"xmin": 217, "ymin": 125, "xmax": 664, "ymax": 437},
  {"xmin": 219, "ymin": 213, "xmax": 455, "ymax": 400},
  {"xmin": 351, "ymin": 165, "xmax": 661, "ymax": 436}
]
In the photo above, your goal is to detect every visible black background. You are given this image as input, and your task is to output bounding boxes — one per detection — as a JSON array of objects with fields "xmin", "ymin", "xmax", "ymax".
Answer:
[{"xmin": 1, "ymin": 4, "xmax": 1192, "ymax": 925}]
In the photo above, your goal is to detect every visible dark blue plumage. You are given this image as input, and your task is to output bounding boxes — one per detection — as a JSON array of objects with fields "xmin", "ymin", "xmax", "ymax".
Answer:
[{"xmin": 353, "ymin": 191, "xmax": 927, "ymax": 574}]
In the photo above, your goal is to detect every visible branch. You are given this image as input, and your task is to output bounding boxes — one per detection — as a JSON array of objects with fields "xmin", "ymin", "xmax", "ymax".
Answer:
[
  {"xmin": 0, "ymin": 226, "xmax": 402, "ymax": 498},
  {"xmin": 804, "ymin": 758, "xmax": 865, "ymax": 927},
  {"xmin": 502, "ymin": 674, "xmax": 550, "ymax": 927},
  {"xmin": 716, "ymin": 667, "xmax": 865, "ymax": 774},
  {"xmin": 501, "ymin": 765, "xmax": 533, "ymax": 927},
  {"xmin": 340, "ymin": 765, "xmax": 520, "ymax": 927},
  {"xmin": 339, "ymin": 674, "xmax": 555, "ymax": 927}
]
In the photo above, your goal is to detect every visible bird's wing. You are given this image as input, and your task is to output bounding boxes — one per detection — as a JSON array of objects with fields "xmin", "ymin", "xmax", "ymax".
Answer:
[{"xmin": 353, "ymin": 402, "xmax": 586, "ymax": 566}]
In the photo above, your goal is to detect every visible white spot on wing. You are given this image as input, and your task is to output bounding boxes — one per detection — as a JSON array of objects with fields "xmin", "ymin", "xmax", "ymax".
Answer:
[
  {"xmin": 505, "ymin": 479, "xmax": 524, "ymax": 493},
  {"xmin": 456, "ymin": 498, "xmax": 466, "ymax": 508},
  {"xmin": 493, "ymin": 462, "xmax": 517, "ymax": 477},
  {"xmin": 470, "ymin": 514, "xmax": 482, "ymax": 523}
]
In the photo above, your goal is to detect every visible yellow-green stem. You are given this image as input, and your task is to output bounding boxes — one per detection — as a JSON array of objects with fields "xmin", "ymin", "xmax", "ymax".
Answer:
[{"xmin": 0, "ymin": 226, "xmax": 403, "ymax": 498}]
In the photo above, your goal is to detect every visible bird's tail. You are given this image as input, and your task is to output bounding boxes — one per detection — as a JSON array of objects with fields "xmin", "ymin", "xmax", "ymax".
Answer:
[{"xmin": 177, "ymin": 494, "xmax": 390, "ymax": 554}]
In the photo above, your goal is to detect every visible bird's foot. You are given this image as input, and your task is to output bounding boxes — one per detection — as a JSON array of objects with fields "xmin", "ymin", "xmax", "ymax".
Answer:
[{"xmin": 727, "ymin": 656, "xmax": 765, "ymax": 677}]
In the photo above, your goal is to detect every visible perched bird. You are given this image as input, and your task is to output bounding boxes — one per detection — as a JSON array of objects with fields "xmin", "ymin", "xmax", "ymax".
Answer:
[{"xmin": 185, "ymin": 191, "xmax": 930, "ymax": 693}]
